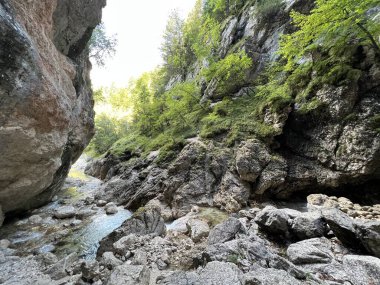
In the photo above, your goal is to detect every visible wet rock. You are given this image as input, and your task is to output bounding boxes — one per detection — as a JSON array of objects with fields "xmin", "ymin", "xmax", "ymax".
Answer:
[
  {"xmin": 105, "ymin": 264, "xmax": 150, "ymax": 285},
  {"xmin": 254, "ymin": 206, "xmax": 292, "ymax": 238},
  {"xmin": 208, "ymin": 217, "xmax": 244, "ymax": 245},
  {"xmin": 101, "ymin": 252, "xmax": 123, "ymax": 269},
  {"xmin": 343, "ymin": 255, "xmax": 380, "ymax": 285},
  {"xmin": 76, "ymin": 208, "xmax": 96, "ymax": 219},
  {"xmin": 105, "ymin": 203, "xmax": 118, "ymax": 215},
  {"xmin": 291, "ymin": 211, "xmax": 327, "ymax": 240},
  {"xmin": 287, "ymin": 238, "xmax": 334, "ymax": 265},
  {"xmin": 187, "ymin": 219, "xmax": 210, "ymax": 242},
  {"xmin": 54, "ymin": 206, "xmax": 76, "ymax": 219}
]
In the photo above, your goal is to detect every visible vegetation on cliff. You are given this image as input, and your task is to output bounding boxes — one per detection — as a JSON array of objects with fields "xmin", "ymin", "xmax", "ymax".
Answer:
[{"xmin": 87, "ymin": 0, "xmax": 380, "ymax": 162}]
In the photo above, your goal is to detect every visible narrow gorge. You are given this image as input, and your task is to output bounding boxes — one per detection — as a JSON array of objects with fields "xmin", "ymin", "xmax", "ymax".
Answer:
[{"xmin": 0, "ymin": 0, "xmax": 380, "ymax": 284}]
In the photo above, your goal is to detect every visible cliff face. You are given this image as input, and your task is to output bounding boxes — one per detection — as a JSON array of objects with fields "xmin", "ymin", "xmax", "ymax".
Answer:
[
  {"xmin": 87, "ymin": 0, "xmax": 380, "ymax": 218},
  {"xmin": 0, "ymin": 0, "xmax": 105, "ymax": 219}
]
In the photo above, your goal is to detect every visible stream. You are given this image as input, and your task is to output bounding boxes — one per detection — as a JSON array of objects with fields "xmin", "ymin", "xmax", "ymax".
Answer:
[{"xmin": 0, "ymin": 155, "xmax": 132, "ymax": 260}]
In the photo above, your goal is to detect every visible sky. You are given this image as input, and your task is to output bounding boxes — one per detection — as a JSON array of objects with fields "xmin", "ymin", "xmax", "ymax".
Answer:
[{"xmin": 91, "ymin": 0, "xmax": 197, "ymax": 88}]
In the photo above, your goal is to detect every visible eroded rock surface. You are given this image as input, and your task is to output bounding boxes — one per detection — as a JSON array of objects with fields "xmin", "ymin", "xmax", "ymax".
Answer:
[{"xmin": 0, "ymin": 0, "xmax": 104, "ymax": 216}]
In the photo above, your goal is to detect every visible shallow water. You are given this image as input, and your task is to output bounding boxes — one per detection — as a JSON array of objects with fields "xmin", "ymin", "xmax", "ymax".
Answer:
[
  {"xmin": 0, "ymin": 155, "xmax": 132, "ymax": 260},
  {"xmin": 56, "ymin": 208, "xmax": 132, "ymax": 260}
]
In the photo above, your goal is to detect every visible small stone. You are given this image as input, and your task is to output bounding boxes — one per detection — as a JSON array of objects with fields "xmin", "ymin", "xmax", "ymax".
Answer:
[
  {"xmin": 105, "ymin": 203, "xmax": 118, "ymax": 215},
  {"xmin": 156, "ymin": 258, "xmax": 168, "ymax": 270},
  {"xmin": 70, "ymin": 219, "xmax": 82, "ymax": 226},
  {"xmin": 0, "ymin": 239, "xmax": 11, "ymax": 249},
  {"xmin": 54, "ymin": 206, "xmax": 76, "ymax": 219},
  {"xmin": 29, "ymin": 215, "xmax": 43, "ymax": 224},
  {"xmin": 97, "ymin": 200, "xmax": 107, "ymax": 207}
]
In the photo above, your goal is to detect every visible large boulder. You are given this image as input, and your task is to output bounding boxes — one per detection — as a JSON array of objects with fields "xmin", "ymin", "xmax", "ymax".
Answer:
[
  {"xmin": 208, "ymin": 217, "xmax": 245, "ymax": 245},
  {"xmin": 290, "ymin": 211, "xmax": 327, "ymax": 240},
  {"xmin": 343, "ymin": 255, "xmax": 380, "ymax": 285},
  {"xmin": 0, "ymin": 0, "xmax": 105, "ymax": 216},
  {"xmin": 355, "ymin": 221, "xmax": 380, "ymax": 258},
  {"xmin": 254, "ymin": 206, "xmax": 294, "ymax": 238},
  {"xmin": 105, "ymin": 264, "xmax": 150, "ymax": 285},
  {"xmin": 286, "ymin": 238, "xmax": 334, "ymax": 265}
]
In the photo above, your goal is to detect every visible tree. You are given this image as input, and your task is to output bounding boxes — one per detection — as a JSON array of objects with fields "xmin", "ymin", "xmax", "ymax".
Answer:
[
  {"xmin": 161, "ymin": 11, "xmax": 189, "ymax": 77},
  {"xmin": 89, "ymin": 22, "xmax": 117, "ymax": 67},
  {"xmin": 280, "ymin": 0, "xmax": 380, "ymax": 71}
]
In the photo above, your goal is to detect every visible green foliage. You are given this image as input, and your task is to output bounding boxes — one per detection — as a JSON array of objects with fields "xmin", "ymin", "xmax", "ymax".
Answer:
[
  {"xmin": 203, "ymin": 51, "xmax": 252, "ymax": 97},
  {"xmin": 256, "ymin": 0, "xmax": 284, "ymax": 22},
  {"xmin": 87, "ymin": 114, "xmax": 129, "ymax": 155},
  {"xmin": 280, "ymin": 0, "xmax": 380, "ymax": 71},
  {"xmin": 89, "ymin": 23, "xmax": 117, "ymax": 67}
]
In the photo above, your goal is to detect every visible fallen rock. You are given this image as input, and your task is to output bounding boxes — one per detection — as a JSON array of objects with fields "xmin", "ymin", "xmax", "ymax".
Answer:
[
  {"xmin": 208, "ymin": 217, "xmax": 244, "ymax": 245},
  {"xmin": 287, "ymin": 238, "xmax": 334, "ymax": 265},
  {"xmin": 343, "ymin": 255, "xmax": 380, "ymax": 285},
  {"xmin": 76, "ymin": 208, "xmax": 96, "ymax": 219},
  {"xmin": 0, "ymin": 239, "xmax": 11, "ymax": 249},
  {"xmin": 187, "ymin": 219, "xmax": 210, "ymax": 242},
  {"xmin": 105, "ymin": 202, "xmax": 118, "ymax": 215},
  {"xmin": 44, "ymin": 253, "xmax": 77, "ymax": 280},
  {"xmin": 105, "ymin": 264, "xmax": 150, "ymax": 285},
  {"xmin": 254, "ymin": 206, "xmax": 293, "ymax": 238},
  {"xmin": 101, "ymin": 252, "xmax": 123, "ymax": 270},
  {"xmin": 54, "ymin": 206, "xmax": 76, "ymax": 219},
  {"xmin": 29, "ymin": 215, "xmax": 43, "ymax": 224},
  {"xmin": 356, "ymin": 221, "xmax": 380, "ymax": 258},
  {"xmin": 244, "ymin": 266, "xmax": 303, "ymax": 285},
  {"xmin": 322, "ymin": 208, "xmax": 359, "ymax": 248},
  {"xmin": 198, "ymin": 261, "xmax": 244, "ymax": 285},
  {"xmin": 290, "ymin": 211, "xmax": 327, "ymax": 240}
]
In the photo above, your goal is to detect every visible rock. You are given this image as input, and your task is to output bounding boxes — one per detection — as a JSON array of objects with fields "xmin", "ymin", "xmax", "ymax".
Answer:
[
  {"xmin": 291, "ymin": 211, "xmax": 327, "ymax": 240},
  {"xmin": 343, "ymin": 255, "xmax": 380, "ymax": 285},
  {"xmin": 70, "ymin": 219, "xmax": 82, "ymax": 226},
  {"xmin": 97, "ymin": 200, "xmax": 108, "ymax": 207},
  {"xmin": 287, "ymin": 238, "xmax": 334, "ymax": 264},
  {"xmin": 38, "ymin": 253, "xmax": 59, "ymax": 266},
  {"xmin": 235, "ymin": 139, "xmax": 271, "ymax": 183},
  {"xmin": 97, "ymin": 207, "xmax": 166, "ymax": 257},
  {"xmin": 105, "ymin": 202, "xmax": 118, "ymax": 215},
  {"xmin": 76, "ymin": 208, "xmax": 96, "ymax": 219},
  {"xmin": 0, "ymin": 239, "xmax": 11, "ymax": 249},
  {"xmin": 244, "ymin": 266, "xmax": 303, "ymax": 285},
  {"xmin": 105, "ymin": 264, "xmax": 150, "ymax": 285},
  {"xmin": 356, "ymin": 221, "xmax": 380, "ymax": 258},
  {"xmin": 0, "ymin": 206, "xmax": 4, "ymax": 227},
  {"xmin": 81, "ymin": 260, "xmax": 100, "ymax": 282},
  {"xmin": 254, "ymin": 206, "xmax": 292, "ymax": 238},
  {"xmin": 322, "ymin": 208, "xmax": 360, "ymax": 248},
  {"xmin": 44, "ymin": 253, "xmax": 77, "ymax": 280},
  {"xmin": 54, "ymin": 205, "xmax": 76, "ymax": 219},
  {"xmin": 214, "ymin": 171, "xmax": 251, "ymax": 213},
  {"xmin": 208, "ymin": 217, "xmax": 244, "ymax": 245},
  {"xmin": 113, "ymin": 234, "xmax": 140, "ymax": 255},
  {"xmin": 187, "ymin": 219, "xmax": 210, "ymax": 242},
  {"xmin": 29, "ymin": 215, "xmax": 43, "ymax": 224},
  {"xmin": 161, "ymin": 271, "xmax": 200, "ymax": 285},
  {"xmin": 0, "ymin": 0, "xmax": 105, "ymax": 215},
  {"xmin": 198, "ymin": 261, "xmax": 244, "ymax": 285},
  {"xmin": 101, "ymin": 252, "xmax": 123, "ymax": 269}
]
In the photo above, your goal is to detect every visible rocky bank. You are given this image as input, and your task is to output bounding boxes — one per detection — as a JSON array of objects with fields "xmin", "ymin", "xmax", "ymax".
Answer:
[{"xmin": 0, "ymin": 0, "xmax": 105, "ymax": 221}]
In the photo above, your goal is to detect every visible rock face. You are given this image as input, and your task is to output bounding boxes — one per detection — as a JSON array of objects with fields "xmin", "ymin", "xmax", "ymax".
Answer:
[{"xmin": 0, "ymin": 0, "xmax": 105, "ymax": 215}]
